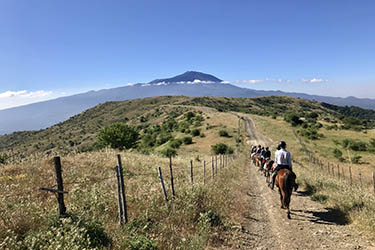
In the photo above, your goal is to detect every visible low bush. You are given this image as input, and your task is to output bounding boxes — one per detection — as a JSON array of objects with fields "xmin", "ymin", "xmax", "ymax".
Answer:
[
  {"xmin": 182, "ymin": 136, "xmax": 193, "ymax": 145},
  {"xmin": 211, "ymin": 143, "xmax": 233, "ymax": 155},
  {"xmin": 191, "ymin": 129, "xmax": 201, "ymax": 137},
  {"xmin": 218, "ymin": 130, "xmax": 230, "ymax": 137}
]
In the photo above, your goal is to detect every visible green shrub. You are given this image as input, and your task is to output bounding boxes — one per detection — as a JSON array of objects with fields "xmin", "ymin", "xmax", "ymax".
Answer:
[
  {"xmin": 0, "ymin": 153, "xmax": 8, "ymax": 165},
  {"xmin": 333, "ymin": 148, "xmax": 344, "ymax": 162},
  {"xmin": 2, "ymin": 217, "xmax": 110, "ymax": 250},
  {"xmin": 352, "ymin": 154, "xmax": 362, "ymax": 164},
  {"xmin": 182, "ymin": 136, "xmax": 193, "ymax": 145},
  {"xmin": 198, "ymin": 210, "xmax": 223, "ymax": 228},
  {"xmin": 123, "ymin": 235, "xmax": 158, "ymax": 250},
  {"xmin": 211, "ymin": 143, "xmax": 233, "ymax": 155},
  {"xmin": 342, "ymin": 139, "xmax": 367, "ymax": 151},
  {"xmin": 168, "ymin": 139, "xmax": 182, "ymax": 149},
  {"xmin": 284, "ymin": 112, "xmax": 303, "ymax": 126},
  {"xmin": 156, "ymin": 133, "xmax": 172, "ymax": 146},
  {"xmin": 191, "ymin": 129, "xmax": 201, "ymax": 137},
  {"xmin": 160, "ymin": 147, "xmax": 177, "ymax": 157},
  {"xmin": 97, "ymin": 123, "xmax": 139, "ymax": 150},
  {"xmin": 218, "ymin": 130, "xmax": 230, "ymax": 137}
]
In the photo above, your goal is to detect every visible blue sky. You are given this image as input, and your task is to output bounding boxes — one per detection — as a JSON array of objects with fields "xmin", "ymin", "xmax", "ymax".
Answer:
[{"xmin": 0, "ymin": 0, "xmax": 374, "ymax": 109}]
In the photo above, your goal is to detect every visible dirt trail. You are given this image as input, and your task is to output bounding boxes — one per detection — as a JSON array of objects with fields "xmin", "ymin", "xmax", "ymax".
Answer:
[{"xmin": 232, "ymin": 116, "xmax": 374, "ymax": 250}]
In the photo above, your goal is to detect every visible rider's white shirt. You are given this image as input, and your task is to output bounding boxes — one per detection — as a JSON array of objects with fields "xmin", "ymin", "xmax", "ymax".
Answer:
[{"xmin": 275, "ymin": 148, "xmax": 292, "ymax": 167}]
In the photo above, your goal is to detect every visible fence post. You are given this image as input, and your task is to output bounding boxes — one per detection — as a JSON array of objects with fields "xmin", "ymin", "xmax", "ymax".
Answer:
[
  {"xmin": 349, "ymin": 166, "xmax": 353, "ymax": 185},
  {"xmin": 117, "ymin": 154, "xmax": 128, "ymax": 223},
  {"xmin": 372, "ymin": 171, "xmax": 375, "ymax": 194},
  {"xmin": 203, "ymin": 160, "xmax": 206, "ymax": 185},
  {"xmin": 158, "ymin": 167, "xmax": 169, "ymax": 208},
  {"xmin": 220, "ymin": 155, "xmax": 222, "ymax": 169},
  {"xmin": 337, "ymin": 164, "xmax": 340, "ymax": 180},
  {"xmin": 359, "ymin": 169, "xmax": 362, "ymax": 187},
  {"xmin": 215, "ymin": 155, "xmax": 218, "ymax": 174},
  {"xmin": 327, "ymin": 162, "xmax": 330, "ymax": 175},
  {"xmin": 190, "ymin": 160, "xmax": 194, "ymax": 184},
  {"xmin": 54, "ymin": 156, "xmax": 67, "ymax": 217},
  {"xmin": 211, "ymin": 156, "xmax": 215, "ymax": 179},
  {"xmin": 169, "ymin": 156, "xmax": 175, "ymax": 198},
  {"xmin": 331, "ymin": 164, "xmax": 335, "ymax": 177},
  {"xmin": 115, "ymin": 166, "xmax": 124, "ymax": 225},
  {"xmin": 342, "ymin": 166, "xmax": 345, "ymax": 179}
]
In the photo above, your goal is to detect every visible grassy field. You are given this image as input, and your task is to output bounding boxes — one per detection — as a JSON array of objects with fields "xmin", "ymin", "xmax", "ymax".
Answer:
[
  {"xmin": 0, "ymin": 108, "xmax": 248, "ymax": 249},
  {"xmin": 251, "ymin": 114, "xmax": 375, "ymax": 238}
]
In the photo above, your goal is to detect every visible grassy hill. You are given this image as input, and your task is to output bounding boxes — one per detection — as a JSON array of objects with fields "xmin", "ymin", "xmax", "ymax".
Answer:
[
  {"xmin": 2, "ymin": 95, "xmax": 375, "ymax": 162},
  {"xmin": 1, "ymin": 95, "xmax": 375, "ymax": 248}
]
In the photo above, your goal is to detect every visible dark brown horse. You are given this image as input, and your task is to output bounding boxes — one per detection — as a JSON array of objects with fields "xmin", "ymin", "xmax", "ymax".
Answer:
[{"xmin": 275, "ymin": 168, "xmax": 296, "ymax": 219}]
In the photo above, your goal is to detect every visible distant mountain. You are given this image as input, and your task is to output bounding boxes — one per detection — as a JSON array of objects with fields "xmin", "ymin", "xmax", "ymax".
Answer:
[
  {"xmin": 0, "ymin": 71, "xmax": 374, "ymax": 135},
  {"xmin": 149, "ymin": 71, "xmax": 222, "ymax": 84}
]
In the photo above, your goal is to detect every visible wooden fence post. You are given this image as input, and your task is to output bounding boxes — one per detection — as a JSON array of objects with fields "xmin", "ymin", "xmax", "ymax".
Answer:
[
  {"xmin": 331, "ymin": 164, "xmax": 335, "ymax": 177},
  {"xmin": 342, "ymin": 166, "xmax": 345, "ymax": 179},
  {"xmin": 203, "ymin": 160, "xmax": 206, "ymax": 185},
  {"xmin": 327, "ymin": 162, "xmax": 330, "ymax": 175},
  {"xmin": 190, "ymin": 160, "xmax": 194, "ymax": 184},
  {"xmin": 117, "ymin": 154, "xmax": 128, "ymax": 223},
  {"xmin": 169, "ymin": 156, "xmax": 175, "ymax": 198},
  {"xmin": 211, "ymin": 156, "xmax": 215, "ymax": 179},
  {"xmin": 359, "ymin": 169, "xmax": 362, "ymax": 187},
  {"xmin": 372, "ymin": 171, "xmax": 375, "ymax": 194},
  {"xmin": 349, "ymin": 166, "xmax": 353, "ymax": 185},
  {"xmin": 158, "ymin": 167, "xmax": 169, "ymax": 208},
  {"xmin": 115, "ymin": 166, "xmax": 124, "ymax": 225},
  {"xmin": 220, "ymin": 155, "xmax": 222, "ymax": 169},
  {"xmin": 337, "ymin": 164, "xmax": 340, "ymax": 180},
  {"xmin": 215, "ymin": 155, "xmax": 218, "ymax": 174},
  {"xmin": 54, "ymin": 156, "xmax": 66, "ymax": 217}
]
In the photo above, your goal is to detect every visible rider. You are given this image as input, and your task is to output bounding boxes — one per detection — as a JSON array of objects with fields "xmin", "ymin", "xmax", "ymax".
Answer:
[
  {"xmin": 270, "ymin": 141, "xmax": 297, "ymax": 190},
  {"xmin": 256, "ymin": 145, "xmax": 262, "ymax": 154},
  {"xmin": 264, "ymin": 147, "xmax": 271, "ymax": 159}
]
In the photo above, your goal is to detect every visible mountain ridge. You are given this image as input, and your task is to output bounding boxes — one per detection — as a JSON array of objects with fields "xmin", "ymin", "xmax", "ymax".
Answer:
[{"xmin": 0, "ymin": 71, "xmax": 374, "ymax": 135}]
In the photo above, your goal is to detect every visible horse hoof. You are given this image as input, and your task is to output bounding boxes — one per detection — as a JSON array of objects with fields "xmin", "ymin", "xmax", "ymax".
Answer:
[{"xmin": 287, "ymin": 214, "xmax": 291, "ymax": 219}]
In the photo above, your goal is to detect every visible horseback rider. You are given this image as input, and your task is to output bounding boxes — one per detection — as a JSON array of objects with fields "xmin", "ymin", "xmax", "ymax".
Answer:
[
  {"xmin": 264, "ymin": 147, "xmax": 271, "ymax": 159},
  {"xmin": 256, "ymin": 145, "xmax": 262, "ymax": 154},
  {"xmin": 270, "ymin": 141, "xmax": 297, "ymax": 190}
]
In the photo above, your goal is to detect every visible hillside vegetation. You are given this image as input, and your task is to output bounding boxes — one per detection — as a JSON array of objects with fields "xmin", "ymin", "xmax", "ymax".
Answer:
[
  {"xmin": 1, "ymin": 95, "xmax": 375, "ymax": 162},
  {"xmin": 1, "ymin": 95, "xmax": 375, "ymax": 248}
]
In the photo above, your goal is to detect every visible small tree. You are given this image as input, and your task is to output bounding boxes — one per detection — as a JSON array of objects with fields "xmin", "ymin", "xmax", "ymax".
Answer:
[
  {"xmin": 211, "ymin": 143, "xmax": 233, "ymax": 155},
  {"xmin": 191, "ymin": 129, "xmax": 201, "ymax": 137},
  {"xmin": 160, "ymin": 147, "xmax": 177, "ymax": 157},
  {"xmin": 182, "ymin": 136, "xmax": 193, "ymax": 145},
  {"xmin": 332, "ymin": 148, "xmax": 344, "ymax": 162},
  {"xmin": 97, "ymin": 123, "xmax": 139, "ymax": 150}
]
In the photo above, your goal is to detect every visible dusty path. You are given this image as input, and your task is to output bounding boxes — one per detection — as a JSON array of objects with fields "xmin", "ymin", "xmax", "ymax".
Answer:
[{"xmin": 232, "ymin": 116, "xmax": 374, "ymax": 250}]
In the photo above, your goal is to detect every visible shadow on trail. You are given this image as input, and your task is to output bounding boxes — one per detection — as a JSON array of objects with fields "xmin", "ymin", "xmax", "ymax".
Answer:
[{"xmin": 291, "ymin": 208, "xmax": 349, "ymax": 225}]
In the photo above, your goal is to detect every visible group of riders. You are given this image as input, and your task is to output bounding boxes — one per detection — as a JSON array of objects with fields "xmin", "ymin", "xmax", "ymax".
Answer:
[{"xmin": 250, "ymin": 141, "xmax": 298, "ymax": 191}]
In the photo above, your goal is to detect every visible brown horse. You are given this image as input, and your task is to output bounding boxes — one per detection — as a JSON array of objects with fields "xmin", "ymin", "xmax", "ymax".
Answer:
[{"xmin": 275, "ymin": 168, "xmax": 296, "ymax": 219}]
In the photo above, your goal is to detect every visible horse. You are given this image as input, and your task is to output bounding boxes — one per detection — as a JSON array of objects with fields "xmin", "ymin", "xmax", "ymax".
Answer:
[
  {"xmin": 275, "ymin": 168, "xmax": 296, "ymax": 219},
  {"xmin": 263, "ymin": 159, "xmax": 274, "ymax": 183}
]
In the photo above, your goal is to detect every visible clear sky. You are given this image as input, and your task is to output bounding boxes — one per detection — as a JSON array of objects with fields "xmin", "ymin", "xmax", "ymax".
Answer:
[{"xmin": 1, "ymin": 0, "xmax": 374, "ymax": 109}]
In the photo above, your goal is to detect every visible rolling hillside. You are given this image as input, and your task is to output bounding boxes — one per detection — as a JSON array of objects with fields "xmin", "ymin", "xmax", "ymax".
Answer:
[
  {"xmin": 1, "ymin": 71, "xmax": 375, "ymax": 135},
  {"xmin": 2, "ymin": 95, "xmax": 375, "ymax": 161}
]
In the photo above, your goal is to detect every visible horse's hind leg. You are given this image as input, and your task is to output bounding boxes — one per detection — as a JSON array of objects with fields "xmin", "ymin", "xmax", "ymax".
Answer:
[{"xmin": 278, "ymin": 188, "xmax": 285, "ymax": 209}]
